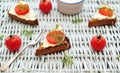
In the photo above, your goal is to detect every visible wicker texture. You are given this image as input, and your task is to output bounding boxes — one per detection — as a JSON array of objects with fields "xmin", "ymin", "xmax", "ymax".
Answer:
[{"xmin": 0, "ymin": 0, "xmax": 120, "ymax": 73}]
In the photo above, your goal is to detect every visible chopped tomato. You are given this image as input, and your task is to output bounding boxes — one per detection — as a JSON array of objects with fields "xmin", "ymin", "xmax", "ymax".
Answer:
[
  {"xmin": 46, "ymin": 30, "xmax": 65, "ymax": 44},
  {"xmin": 99, "ymin": 7, "xmax": 113, "ymax": 17},
  {"xmin": 15, "ymin": 4, "xmax": 29, "ymax": 15}
]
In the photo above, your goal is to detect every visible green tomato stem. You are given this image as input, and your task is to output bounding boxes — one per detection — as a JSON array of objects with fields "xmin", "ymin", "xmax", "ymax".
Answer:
[
  {"xmin": 9, "ymin": 35, "xmax": 13, "ymax": 38},
  {"xmin": 43, "ymin": 0, "xmax": 45, "ymax": 2},
  {"xmin": 97, "ymin": 34, "xmax": 101, "ymax": 40}
]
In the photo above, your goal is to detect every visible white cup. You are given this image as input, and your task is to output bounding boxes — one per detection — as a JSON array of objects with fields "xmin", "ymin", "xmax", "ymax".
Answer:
[{"xmin": 57, "ymin": 0, "xmax": 85, "ymax": 15}]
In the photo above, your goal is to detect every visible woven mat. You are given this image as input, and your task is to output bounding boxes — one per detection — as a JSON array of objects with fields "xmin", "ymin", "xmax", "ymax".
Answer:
[{"xmin": 0, "ymin": 0, "xmax": 120, "ymax": 73}]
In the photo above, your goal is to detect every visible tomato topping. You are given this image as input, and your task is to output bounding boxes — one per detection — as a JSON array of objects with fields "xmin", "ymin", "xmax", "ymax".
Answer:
[
  {"xmin": 15, "ymin": 4, "xmax": 29, "ymax": 15},
  {"xmin": 99, "ymin": 7, "xmax": 113, "ymax": 17},
  {"xmin": 46, "ymin": 30, "xmax": 65, "ymax": 45}
]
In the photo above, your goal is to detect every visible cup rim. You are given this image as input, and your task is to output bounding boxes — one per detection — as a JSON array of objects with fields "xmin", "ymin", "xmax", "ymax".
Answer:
[{"xmin": 59, "ymin": 0, "xmax": 84, "ymax": 4}]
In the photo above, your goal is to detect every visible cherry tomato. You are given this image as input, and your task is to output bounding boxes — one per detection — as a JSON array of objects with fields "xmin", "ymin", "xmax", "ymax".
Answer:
[
  {"xmin": 46, "ymin": 30, "xmax": 65, "ymax": 44},
  {"xmin": 39, "ymin": 0, "xmax": 52, "ymax": 14},
  {"xmin": 5, "ymin": 35, "xmax": 22, "ymax": 52},
  {"xmin": 99, "ymin": 7, "xmax": 113, "ymax": 17},
  {"xmin": 90, "ymin": 35, "xmax": 106, "ymax": 52},
  {"xmin": 15, "ymin": 4, "xmax": 29, "ymax": 15}
]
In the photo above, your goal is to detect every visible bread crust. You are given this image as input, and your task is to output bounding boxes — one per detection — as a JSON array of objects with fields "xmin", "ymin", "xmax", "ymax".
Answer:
[
  {"xmin": 8, "ymin": 12, "xmax": 38, "ymax": 25},
  {"xmin": 35, "ymin": 37, "xmax": 71, "ymax": 56},
  {"xmin": 88, "ymin": 18, "xmax": 117, "ymax": 27}
]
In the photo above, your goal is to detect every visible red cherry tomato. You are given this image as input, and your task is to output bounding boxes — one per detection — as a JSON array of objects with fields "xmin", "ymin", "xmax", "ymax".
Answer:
[
  {"xmin": 5, "ymin": 35, "xmax": 22, "ymax": 52},
  {"xmin": 15, "ymin": 4, "xmax": 29, "ymax": 15},
  {"xmin": 99, "ymin": 7, "xmax": 113, "ymax": 17},
  {"xmin": 39, "ymin": 0, "xmax": 52, "ymax": 14},
  {"xmin": 90, "ymin": 35, "xmax": 106, "ymax": 52},
  {"xmin": 46, "ymin": 30, "xmax": 65, "ymax": 44}
]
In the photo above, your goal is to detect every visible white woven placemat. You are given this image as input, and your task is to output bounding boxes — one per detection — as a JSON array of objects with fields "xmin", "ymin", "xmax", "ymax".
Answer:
[{"xmin": 0, "ymin": 0, "xmax": 120, "ymax": 73}]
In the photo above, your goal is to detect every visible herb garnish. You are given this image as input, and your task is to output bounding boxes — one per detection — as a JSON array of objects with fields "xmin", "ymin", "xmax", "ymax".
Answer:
[
  {"xmin": 117, "ymin": 55, "xmax": 120, "ymax": 58},
  {"xmin": 55, "ymin": 24, "xmax": 59, "ymax": 29},
  {"xmin": 0, "ymin": 34, "xmax": 4, "ymax": 47},
  {"xmin": 20, "ymin": 30, "xmax": 34, "ymax": 40},
  {"xmin": 0, "ymin": 34, "xmax": 4, "ymax": 40},
  {"xmin": 56, "ymin": 34, "xmax": 65, "ymax": 46},
  {"xmin": 72, "ymin": 18, "xmax": 83, "ymax": 24},
  {"xmin": 62, "ymin": 53, "xmax": 73, "ymax": 67}
]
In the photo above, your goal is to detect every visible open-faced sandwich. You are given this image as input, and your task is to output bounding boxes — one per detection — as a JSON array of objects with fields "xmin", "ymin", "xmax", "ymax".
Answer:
[
  {"xmin": 8, "ymin": 0, "xmax": 38, "ymax": 25},
  {"xmin": 88, "ymin": 4, "xmax": 117, "ymax": 27},
  {"xmin": 35, "ymin": 24, "xmax": 71, "ymax": 56}
]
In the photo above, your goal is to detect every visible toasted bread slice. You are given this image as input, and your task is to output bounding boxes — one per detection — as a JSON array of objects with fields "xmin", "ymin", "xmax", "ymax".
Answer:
[
  {"xmin": 8, "ymin": 12, "xmax": 38, "ymax": 25},
  {"xmin": 88, "ymin": 18, "xmax": 117, "ymax": 27},
  {"xmin": 35, "ymin": 37, "xmax": 71, "ymax": 56}
]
